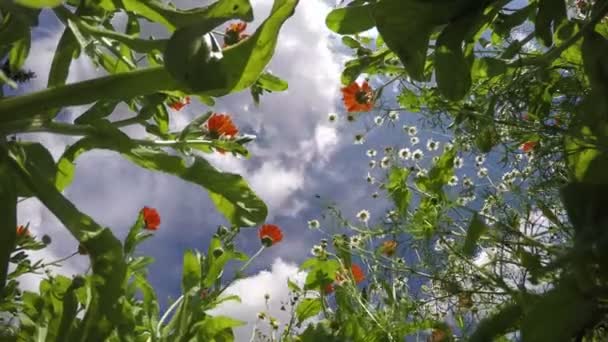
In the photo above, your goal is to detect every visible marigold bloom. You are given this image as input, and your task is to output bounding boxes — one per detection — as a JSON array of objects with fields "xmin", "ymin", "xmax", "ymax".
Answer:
[
  {"xmin": 141, "ymin": 207, "xmax": 160, "ymax": 231},
  {"xmin": 206, "ymin": 113, "xmax": 239, "ymax": 138},
  {"xmin": 224, "ymin": 22, "xmax": 249, "ymax": 47},
  {"xmin": 258, "ymin": 224, "xmax": 283, "ymax": 247},
  {"xmin": 380, "ymin": 240, "xmax": 398, "ymax": 257},
  {"xmin": 16, "ymin": 225, "xmax": 29, "ymax": 237},
  {"xmin": 521, "ymin": 141, "xmax": 537, "ymax": 153},
  {"xmin": 341, "ymin": 81, "xmax": 374, "ymax": 112},
  {"xmin": 168, "ymin": 96, "xmax": 190, "ymax": 111}
]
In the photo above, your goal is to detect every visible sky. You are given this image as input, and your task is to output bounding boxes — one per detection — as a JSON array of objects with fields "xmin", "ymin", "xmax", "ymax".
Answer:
[{"xmin": 10, "ymin": 0, "xmax": 530, "ymax": 340}]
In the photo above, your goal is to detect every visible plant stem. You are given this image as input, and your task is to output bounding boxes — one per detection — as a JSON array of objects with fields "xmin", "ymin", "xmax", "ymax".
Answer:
[
  {"xmin": 156, "ymin": 294, "xmax": 185, "ymax": 336},
  {"xmin": 238, "ymin": 246, "xmax": 265, "ymax": 274},
  {"xmin": 0, "ymin": 67, "xmax": 178, "ymax": 123}
]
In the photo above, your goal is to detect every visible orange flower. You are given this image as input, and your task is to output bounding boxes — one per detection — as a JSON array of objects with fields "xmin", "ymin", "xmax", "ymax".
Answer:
[
  {"xmin": 206, "ymin": 113, "xmax": 239, "ymax": 138},
  {"xmin": 341, "ymin": 81, "xmax": 374, "ymax": 112},
  {"xmin": 380, "ymin": 240, "xmax": 398, "ymax": 257},
  {"xmin": 141, "ymin": 207, "xmax": 160, "ymax": 231},
  {"xmin": 428, "ymin": 329, "xmax": 449, "ymax": 342},
  {"xmin": 168, "ymin": 96, "xmax": 190, "ymax": 111},
  {"xmin": 521, "ymin": 141, "xmax": 537, "ymax": 153},
  {"xmin": 258, "ymin": 224, "xmax": 283, "ymax": 247},
  {"xmin": 224, "ymin": 22, "xmax": 249, "ymax": 47},
  {"xmin": 335, "ymin": 264, "xmax": 365, "ymax": 284},
  {"xmin": 16, "ymin": 225, "xmax": 29, "ymax": 237},
  {"xmin": 323, "ymin": 283, "xmax": 334, "ymax": 294}
]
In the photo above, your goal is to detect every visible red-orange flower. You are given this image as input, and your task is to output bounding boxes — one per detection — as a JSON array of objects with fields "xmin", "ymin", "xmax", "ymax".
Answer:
[
  {"xmin": 168, "ymin": 96, "xmax": 190, "ymax": 111},
  {"xmin": 521, "ymin": 141, "xmax": 537, "ymax": 153},
  {"xmin": 323, "ymin": 283, "xmax": 334, "ymax": 294},
  {"xmin": 341, "ymin": 81, "xmax": 374, "ymax": 112},
  {"xmin": 206, "ymin": 113, "xmax": 239, "ymax": 138},
  {"xmin": 16, "ymin": 225, "xmax": 30, "ymax": 237},
  {"xmin": 428, "ymin": 329, "xmax": 449, "ymax": 342},
  {"xmin": 224, "ymin": 22, "xmax": 249, "ymax": 47},
  {"xmin": 141, "ymin": 207, "xmax": 160, "ymax": 231},
  {"xmin": 258, "ymin": 224, "xmax": 283, "ymax": 247},
  {"xmin": 380, "ymin": 240, "xmax": 398, "ymax": 257}
]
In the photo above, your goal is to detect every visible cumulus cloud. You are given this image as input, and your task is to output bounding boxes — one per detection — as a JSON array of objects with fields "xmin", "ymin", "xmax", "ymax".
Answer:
[{"xmin": 208, "ymin": 258, "xmax": 307, "ymax": 341}]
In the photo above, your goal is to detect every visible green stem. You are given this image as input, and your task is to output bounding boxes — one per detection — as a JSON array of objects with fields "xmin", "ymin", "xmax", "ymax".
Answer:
[
  {"xmin": 237, "ymin": 246, "xmax": 265, "ymax": 274},
  {"xmin": 156, "ymin": 294, "xmax": 185, "ymax": 336},
  {"xmin": 0, "ymin": 67, "xmax": 178, "ymax": 123}
]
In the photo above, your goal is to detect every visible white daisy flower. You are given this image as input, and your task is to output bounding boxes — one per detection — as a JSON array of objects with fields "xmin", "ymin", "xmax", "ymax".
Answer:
[
  {"xmin": 307, "ymin": 219, "xmax": 320, "ymax": 229},
  {"xmin": 408, "ymin": 126, "xmax": 418, "ymax": 136},
  {"xmin": 477, "ymin": 167, "xmax": 488, "ymax": 178},
  {"xmin": 369, "ymin": 160, "xmax": 376, "ymax": 168},
  {"xmin": 328, "ymin": 112, "xmax": 337, "ymax": 122},
  {"xmin": 497, "ymin": 182, "xmax": 509, "ymax": 192},
  {"xmin": 384, "ymin": 146, "xmax": 393, "ymax": 154},
  {"xmin": 311, "ymin": 245, "xmax": 323, "ymax": 256},
  {"xmin": 432, "ymin": 156, "xmax": 439, "ymax": 163},
  {"xmin": 388, "ymin": 111, "xmax": 399, "ymax": 121},
  {"xmin": 462, "ymin": 176, "xmax": 473, "ymax": 187},
  {"xmin": 366, "ymin": 149, "xmax": 377, "ymax": 157},
  {"xmin": 354, "ymin": 134, "xmax": 365, "ymax": 144},
  {"xmin": 374, "ymin": 116, "xmax": 384, "ymax": 126},
  {"xmin": 380, "ymin": 156, "xmax": 391, "ymax": 169},
  {"xmin": 454, "ymin": 156, "xmax": 464, "ymax": 169},
  {"xmin": 366, "ymin": 173, "xmax": 375, "ymax": 184},
  {"xmin": 410, "ymin": 136, "xmax": 420, "ymax": 145},
  {"xmin": 371, "ymin": 192, "xmax": 379, "ymax": 199},
  {"xmin": 426, "ymin": 139, "xmax": 439, "ymax": 151},
  {"xmin": 412, "ymin": 149, "xmax": 424, "ymax": 160},
  {"xmin": 444, "ymin": 142, "xmax": 454, "ymax": 152},
  {"xmin": 475, "ymin": 155, "xmax": 485, "ymax": 164},
  {"xmin": 356, "ymin": 209, "xmax": 370, "ymax": 223},
  {"xmin": 398, "ymin": 148, "xmax": 411, "ymax": 160},
  {"xmin": 448, "ymin": 175, "xmax": 458, "ymax": 186}
]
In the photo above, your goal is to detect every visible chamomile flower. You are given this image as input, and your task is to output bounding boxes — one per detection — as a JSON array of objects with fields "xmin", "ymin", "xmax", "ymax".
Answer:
[
  {"xmin": 462, "ymin": 176, "xmax": 474, "ymax": 188},
  {"xmin": 356, "ymin": 210, "xmax": 370, "ymax": 223},
  {"xmin": 388, "ymin": 111, "xmax": 399, "ymax": 121},
  {"xmin": 398, "ymin": 148, "xmax": 411, "ymax": 160},
  {"xmin": 412, "ymin": 149, "xmax": 424, "ymax": 160},
  {"xmin": 475, "ymin": 155, "xmax": 486, "ymax": 164},
  {"xmin": 477, "ymin": 167, "xmax": 488, "ymax": 178},
  {"xmin": 307, "ymin": 219, "xmax": 320, "ymax": 229},
  {"xmin": 410, "ymin": 136, "xmax": 420, "ymax": 145},
  {"xmin": 497, "ymin": 182, "xmax": 509, "ymax": 192},
  {"xmin": 408, "ymin": 126, "xmax": 418, "ymax": 136},
  {"xmin": 384, "ymin": 147, "xmax": 393, "ymax": 154},
  {"xmin": 454, "ymin": 156, "xmax": 464, "ymax": 169},
  {"xmin": 444, "ymin": 142, "xmax": 454, "ymax": 152},
  {"xmin": 347, "ymin": 113, "xmax": 356, "ymax": 122},
  {"xmin": 380, "ymin": 156, "xmax": 391, "ymax": 169},
  {"xmin": 432, "ymin": 156, "xmax": 439, "ymax": 163},
  {"xmin": 354, "ymin": 134, "xmax": 365, "ymax": 144},
  {"xmin": 350, "ymin": 235, "xmax": 364, "ymax": 247},
  {"xmin": 369, "ymin": 160, "xmax": 376, "ymax": 168},
  {"xmin": 311, "ymin": 245, "xmax": 323, "ymax": 256},
  {"xmin": 448, "ymin": 175, "xmax": 459, "ymax": 186},
  {"xmin": 328, "ymin": 112, "xmax": 337, "ymax": 122},
  {"xmin": 366, "ymin": 173, "xmax": 375, "ymax": 184},
  {"xmin": 426, "ymin": 139, "xmax": 439, "ymax": 151},
  {"xmin": 374, "ymin": 116, "xmax": 384, "ymax": 126},
  {"xmin": 366, "ymin": 149, "xmax": 377, "ymax": 157}
]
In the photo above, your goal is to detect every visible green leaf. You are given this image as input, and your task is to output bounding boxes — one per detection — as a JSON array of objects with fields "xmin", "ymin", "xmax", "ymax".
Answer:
[
  {"xmin": 134, "ymin": 274, "xmax": 159, "ymax": 320},
  {"xmin": 182, "ymin": 250, "xmax": 202, "ymax": 292},
  {"xmin": 415, "ymin": 149, "xmax": 456, "ymax": 195},
  {"xmin": 435, "ymin": 11, "xmax": 477, "ymax": 100},
  {"xmin": 8, "ymin": 35, "xmax": 31, "ymax": 72},
  {"xmin": 10, "ymin": 142, "xmax": 58, "ymax": 198},
  {"xmin": 535, "ymin": 0, "xmax": 567, "ymax": 47},
  {"xmin": 472, "ymin": 57, "xmax": 507, "ymax": 79},
  {"xmin": 123, "ymin": 212, "xmax": 145, "ymax": 256},
  {"xmin": 296, "ymin": 298, "xmax": 322, "ymax": 325},
  {"xmin": 469, "ymin": 303, "xmax": 522, "ymax": 342},
  {"xmin": 194, "ymin": 315, "xmax": 245, "ymax": 340},
  {"xmin": 373, "ymin": 0, "xmax": 479, "ymax": 81},
  {"xmin": 462, "ymin": 213, "xmax": 488, "ymax": 257},
  {"xmin": 8, "ymin": 143, "xmax": 127, "ymax": 341},
  {"xmin": 521, "ymin": 279, "xmax": 595, "ymax": 342},
  {"xmin": 256, "ymin": 72, "xmax": 288, "ymax": 91},
  {"xmin": 493, "ymin": 4, "xmax": 535, "ymax": 37},
  {"xmin": 55, "ymin": 277, "xmax": 83, "ymax": 341},
  {"xmin": 74, "ymin": 100, "xmax": 120, "ymax": 124},
  {"xmin": 14, "ymin": 0, "xmax": 63, "ymax": 8},
  {"xmin": 301, "ymin": 258, "xmax": 340, "ymax": 290},
  {"xmin": 341, "ymin": 36, "xmax": 361, "ymax": 49},
  {"xmin": 0, "ymin": 145, "xmax": 17, "ymax": 293},
  {"xmin": 165, "ymin": 0, "xmax": 298, "ymax": 96},
  {"xmin": 47, "ymin": 26, "xmax": 79, "ymax": 88},
  {"xmin": 386, "ymin": 167, "xmax": 411, "ymax": 215},
  {"xmin": 325, "ymin": 4, "xmax": 375, "ymax": 34}
]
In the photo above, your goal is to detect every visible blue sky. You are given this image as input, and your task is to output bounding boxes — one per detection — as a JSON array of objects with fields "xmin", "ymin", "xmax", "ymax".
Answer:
[{"xmin": 12, "ymin": 0, "xmax": 530, "ymax": 339}]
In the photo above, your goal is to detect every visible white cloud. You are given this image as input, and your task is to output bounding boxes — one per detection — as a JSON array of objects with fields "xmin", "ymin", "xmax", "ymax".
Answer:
[{"xmin": 208, "ymin": 258, "xmax": 307, "ymax": 341}]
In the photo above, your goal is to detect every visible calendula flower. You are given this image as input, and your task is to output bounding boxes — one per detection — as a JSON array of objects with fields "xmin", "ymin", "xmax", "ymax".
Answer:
[
  {"xmin": 205, "ymin": 113, "xmax": 239, "ymax": 138},
  {"xmin": 223, "ymin": 21, "xmax": 249, "ymax": 47},
  {"xmin": 335, "ymin": 264, "xmax": 365, "ymax": 284},
  {"xmin": 356, "ymin": 209, "xmax": 370, "ymax": 223},
  {"xmin": 341, "ymin": 80, "xmax": 374, "ymax": 112},
  {"xmin": 168, "ymin": 96, "xmax": 191, "ymax": 111},
  {"xmin": 258, "ymin": 224, "xmax": 283, "ymax": 247},
  {"xmin": 16, "ymin": 225, "xmax": 29, "ymax": 237},
  {"xmin": 380, "ymin": 240, "xmax": 398, "ymax": 257},
  {"xmin": 521, "ymin": 141, "xmax": 537, "ymax": 153},
  {"xmin": 142, "ymin": 207, "xmax": 160, "ymax": 230}
]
